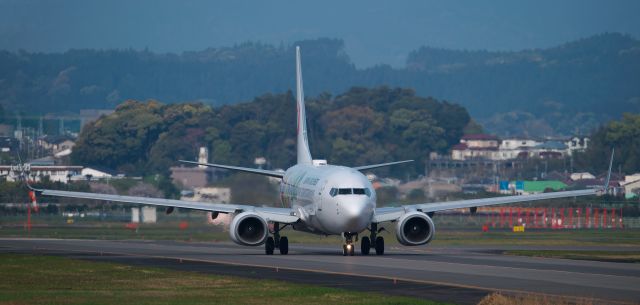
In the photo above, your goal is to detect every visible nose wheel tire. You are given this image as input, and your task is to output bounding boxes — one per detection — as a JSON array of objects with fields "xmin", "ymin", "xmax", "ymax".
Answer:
[
  {"xmin": 279, "ymin": 236, "xmax": 289, "ymax": 255},
  {"xmin": 265, "ymin": 237, "xmax": 275, "ymax": 255},
  {"xmin": 342, "ymin": 244, "xmax": 355, "ymax": 256},
  {"xmin": 375, "ymin": 236, "xmax": 384, "ymax": 255},
  {"xmin": 361, "ymin": 236, "xmax": 371, "ymax": 255}
]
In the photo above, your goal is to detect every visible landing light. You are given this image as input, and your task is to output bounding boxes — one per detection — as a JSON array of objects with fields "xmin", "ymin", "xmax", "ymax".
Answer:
[{"xmin": 346, "ymin": 244, "xmax": 352, "ymax": 250}]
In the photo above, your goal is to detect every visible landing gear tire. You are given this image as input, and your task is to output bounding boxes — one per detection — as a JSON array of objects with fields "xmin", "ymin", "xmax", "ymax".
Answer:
[
  {"xmin": 279, "ymin": 236, "xmax": 289, "ymax": 255},
  {"xmin": 342, "ymin": 244, "xmax": 355, "ymax": 256},
  {"xmin": 265, "ymin": 237, "xmax": 275, "ymax": 255},
  {"xmin": 361, "ymin": 236, "xmax": 371, "ymax": 255},
  {"xmin": 375, "ymin": 236, "xmax": 384, "ymax": 255}
]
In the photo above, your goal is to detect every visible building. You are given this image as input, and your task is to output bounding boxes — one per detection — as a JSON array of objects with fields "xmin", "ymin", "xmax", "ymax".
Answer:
[
  {"xmin": 532, "ymin": 141, "xmax": 568, "ymax": 159},
  {"xmin": 451, "ymin": 134, "xmax": 499, "ymax": 160},
  {"xmin": 622, "ymin": 174, "xmax": 640, "ymax": 199},
  {"xmin": 181, "ymin": 187, "xmax": 232, "ymax": 226},
  {"xmin": 571, "ymin": 172, "xmax": 596, "ymax": 181},
  {"xmin": 0, "ymin": 164, "xmax": 82, "ymax": 183},
  {"xmin": 181, "ymin": 187, "xmax": 231, "ymax": 203},
  {"xmin": 564, "ymin": 136, "xmax": 590, "ymax": 153},
  {"xmin": 0, "ymin": 124, "xmax": 14, "ymax": 137},
  {"xmin": 171, "ymin": 146, "xmax": 224, "ymax": 188},
  {"xmin": 38, "ymin": 135, "xmax": 75, "ymax": 155},
  {"xmin": 499, "ymin": 180, "xmax": 568, "ymax": 195},
  {"xmin": 0, "ymin": 136, "xmax": 19, "ymax": 153},
  {"xmin": 451, "ymin": 134, "xmax": 590, "ymax": 161},
  {"xmin": 78, "ymin": 167, "xmax": 120, "ymax": 180},
  {"xmin": 170, "ymin": 166, "xmax": 221, "ymax": 188}
]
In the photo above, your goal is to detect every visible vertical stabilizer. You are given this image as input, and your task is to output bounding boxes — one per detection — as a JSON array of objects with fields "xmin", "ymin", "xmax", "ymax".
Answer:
[{"xmin": 296, "ymin": 46, "xmax": 313, "ymax": 165}]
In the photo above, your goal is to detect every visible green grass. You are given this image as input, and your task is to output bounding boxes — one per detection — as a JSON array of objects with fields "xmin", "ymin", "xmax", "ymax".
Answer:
[
  {"xmin": 0, "ymin": 254, "xmax": 447, "ymax": 305},
  {"xmin": 504, "ymin": 250, "xmax": 640, "ymax": 263}
]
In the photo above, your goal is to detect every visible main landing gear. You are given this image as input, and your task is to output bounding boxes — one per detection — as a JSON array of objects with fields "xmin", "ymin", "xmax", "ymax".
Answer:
[
  {"xmin": 362, "ymin": 223, "xmax": 384, "ymax": 255},
  {"xmin": 265, "ymin": 222, "xmax": 289, "ymax": 255}
]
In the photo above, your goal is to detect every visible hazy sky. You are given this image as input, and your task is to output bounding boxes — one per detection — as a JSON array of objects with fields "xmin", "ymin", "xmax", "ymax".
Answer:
[{"xmin": 1, "ymin": 0, "xmax": 639, "ymax": 67}]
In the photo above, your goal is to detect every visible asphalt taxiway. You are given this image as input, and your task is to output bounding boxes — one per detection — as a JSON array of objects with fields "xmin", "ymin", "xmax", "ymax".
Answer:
[{"xmin": 1, "ymin": 238, "xmax": 639, "ymax": 304}]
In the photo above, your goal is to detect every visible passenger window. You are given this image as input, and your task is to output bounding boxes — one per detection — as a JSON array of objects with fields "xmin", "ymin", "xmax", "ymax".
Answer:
[
  {"xmin": 329, "ymin": 188, "xmax": 337, "ymax": 197},
  {"xmin": 338, "ymin": 188, "xmax": 352, "ymax": 195}
]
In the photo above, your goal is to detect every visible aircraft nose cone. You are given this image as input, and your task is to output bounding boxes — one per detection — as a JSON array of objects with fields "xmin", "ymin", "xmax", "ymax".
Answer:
[{"xmin": 340, "ymin": 197, "xmax": 373, "ymax": 232}]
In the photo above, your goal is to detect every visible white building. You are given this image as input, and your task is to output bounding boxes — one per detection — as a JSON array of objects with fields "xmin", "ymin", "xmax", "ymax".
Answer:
[
  {"xmin": 451, "ymin": 134, "xmax": 589, "ymax": 161},
  {"xmin": 80, "ymin": 167, "xmax": 115, "ymax": 180},
  {"xmin": 451, "ymin": 134, "xmax": 500, "ymax": 160},
  {"xmin": 564, "ymin": 136, "xmax": 590, "ymax": 153},
  {"xmin": 571, "ymin": 172, "xmax": 596, "ymax": 180},
  {"xmin": 0, "ymin": 165, "xmax": 82, "ymax": 183}
]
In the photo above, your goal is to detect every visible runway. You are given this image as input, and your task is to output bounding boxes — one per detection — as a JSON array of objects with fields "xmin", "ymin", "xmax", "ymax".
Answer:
[{"xmin": 1, "ymin": 238, "xmax": 639, "ymax": 304}]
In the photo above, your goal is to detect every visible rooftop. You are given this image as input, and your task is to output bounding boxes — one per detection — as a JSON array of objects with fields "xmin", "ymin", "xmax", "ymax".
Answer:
[{"xmin": 461, "ymin": 134, "xmax": 499, "ymax": 141}]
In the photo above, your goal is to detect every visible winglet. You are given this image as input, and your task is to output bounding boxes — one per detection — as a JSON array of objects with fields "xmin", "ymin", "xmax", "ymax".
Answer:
[{"xmin": 603, "ymin": 148, "xmax": 615, "ymax": 191}]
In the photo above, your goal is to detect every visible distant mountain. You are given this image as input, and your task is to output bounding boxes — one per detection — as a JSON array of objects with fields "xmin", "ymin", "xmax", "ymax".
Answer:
[
  {"xmin": 404, "ymin": 33, "xmax": 640, "ymax": 136},
  {"xmin": 1, "ymin": 33, "xmax": 638, "ymax": 136}
]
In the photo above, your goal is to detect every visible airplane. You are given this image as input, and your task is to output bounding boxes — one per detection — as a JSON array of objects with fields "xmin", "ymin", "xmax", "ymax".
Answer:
[{"xmin": 26, "ymin": 46, "xmax": 613, "ymax": 256}]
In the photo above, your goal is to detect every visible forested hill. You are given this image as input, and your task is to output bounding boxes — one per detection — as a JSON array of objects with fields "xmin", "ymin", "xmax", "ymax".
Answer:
[
  {"xmin": 71, "ymin": 87, "xmax": 471, "ymax": 177},
  {"xmin": 2, "ymin": 33, "xmax": 639, "ymax": 136}
]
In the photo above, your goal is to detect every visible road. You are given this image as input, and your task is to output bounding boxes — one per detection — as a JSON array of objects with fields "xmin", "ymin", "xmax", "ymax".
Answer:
[{"xmin": 1, "ymin": 238, "xmax": 639, "ymax": 304}]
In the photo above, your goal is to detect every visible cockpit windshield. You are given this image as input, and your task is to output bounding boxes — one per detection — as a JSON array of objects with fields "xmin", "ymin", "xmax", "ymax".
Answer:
[{"xmin": 330, "ymin": 188, "xmax": 371, "ymax": 197}]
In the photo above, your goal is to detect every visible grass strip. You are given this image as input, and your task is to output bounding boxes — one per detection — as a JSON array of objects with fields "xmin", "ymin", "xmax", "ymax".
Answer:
[{"xmin": 0, "ymin": 254, "xmax": 448, "ymax": 305}]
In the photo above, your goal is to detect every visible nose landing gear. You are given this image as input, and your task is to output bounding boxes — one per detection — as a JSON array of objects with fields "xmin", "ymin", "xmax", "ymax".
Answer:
[
  {"xmin": 265, "ymin": 222, "xmax": 289, "ymax": 255},
  {"xmin": 342, "ymin": 232, "xmax": 356, "ymax": 256}
]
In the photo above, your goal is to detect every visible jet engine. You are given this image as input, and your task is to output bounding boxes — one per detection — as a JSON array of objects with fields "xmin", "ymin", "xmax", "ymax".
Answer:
[
  {"xmin": 229, "ymin": 212, "xmax": 268, "ymax": 246},
  {"xmin": 395, "ymin": 211, "xmax": 435, "ymax": 246}
]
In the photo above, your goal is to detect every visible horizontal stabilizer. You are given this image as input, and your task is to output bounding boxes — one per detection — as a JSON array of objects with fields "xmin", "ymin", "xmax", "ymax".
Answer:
[
  {"xmin": 178, "ymin": 160, "xmax": 284, "ymax": 178},
  {"xmin": 353, "ymin": 160, "xmax": 414, "ymax": 171}
]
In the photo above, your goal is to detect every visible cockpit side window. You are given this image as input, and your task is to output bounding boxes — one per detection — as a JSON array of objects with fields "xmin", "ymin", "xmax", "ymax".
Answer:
[
  {"xmin": 364, "ymin": 188, "xmax": 371, "ymax": 197},
  {"xmin": 329, "ymin": 188, "xmax": 338, "ymax": 197}
]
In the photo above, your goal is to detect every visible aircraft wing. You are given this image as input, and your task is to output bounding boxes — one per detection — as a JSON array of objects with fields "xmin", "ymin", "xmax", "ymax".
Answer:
[
  {"xmin": 374, "ymin": 149, "xmax": 613, "ymax": 223},
  {"xmin": 34, "ymin": 188, "xmax": 299, "ymax": 223},
  {"xmin": 178, "ymin": 160, "xmax": 284, "ymax": 178},
  {"xmin": 373, "ymin": 188, "xmax": 599, "ymax": 223},
  {"xmin": 353, "ymin": 160, "xmax": 413, "ymax": 171}
]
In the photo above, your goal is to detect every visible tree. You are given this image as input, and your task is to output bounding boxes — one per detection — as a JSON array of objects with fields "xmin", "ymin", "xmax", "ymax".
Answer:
[{"xmin": 576, "ymin": 113, "xmax": 640, "ymax": 174}]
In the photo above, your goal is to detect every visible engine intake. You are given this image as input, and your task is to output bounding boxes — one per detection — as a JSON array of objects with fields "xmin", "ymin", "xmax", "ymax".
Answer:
[
  {"xmin": 229, "ymin": 212, "xmax": 268, "ymax": 246},
  {"xmin": 395, "ymin": 211, "xmax": 435, "ymax": 246}
]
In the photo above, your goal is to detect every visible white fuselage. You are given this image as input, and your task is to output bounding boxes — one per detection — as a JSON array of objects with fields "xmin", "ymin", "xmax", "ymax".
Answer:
[{"xmin": 280, "ymin": 164, "xmax": 376, "ymax": 235}]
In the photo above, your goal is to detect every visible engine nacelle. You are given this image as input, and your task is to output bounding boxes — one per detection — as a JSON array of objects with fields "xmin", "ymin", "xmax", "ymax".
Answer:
[
  {"xmin": 395, "ymin": 211, "xmax": 435, "ymax": 246},
  {"xmin": 229, "ymin": 212, "xmax": 268, "ymax": 246}
]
